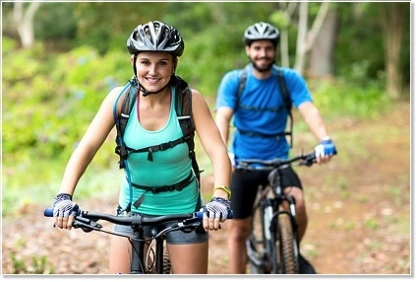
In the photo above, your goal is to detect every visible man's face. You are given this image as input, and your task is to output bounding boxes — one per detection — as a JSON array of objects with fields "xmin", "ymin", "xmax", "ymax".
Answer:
[{"xmin": 245, "ymin": 40, "xmax": 276, "ymax": 72}]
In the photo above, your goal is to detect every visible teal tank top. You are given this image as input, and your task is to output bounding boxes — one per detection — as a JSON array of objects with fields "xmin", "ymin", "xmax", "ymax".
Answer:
[{"xmin": 118, "ymin": 86, "xmax": 200, "ymax": 215}]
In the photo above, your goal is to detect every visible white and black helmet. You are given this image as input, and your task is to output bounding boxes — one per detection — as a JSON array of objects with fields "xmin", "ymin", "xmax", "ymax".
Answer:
[
  {"xmin": 127, "ymin": 21, "xmax": 184, "ymax": 57},
  {"xmin": 243, "ymin": 22, "xmax": 280, "ymax": 46}
]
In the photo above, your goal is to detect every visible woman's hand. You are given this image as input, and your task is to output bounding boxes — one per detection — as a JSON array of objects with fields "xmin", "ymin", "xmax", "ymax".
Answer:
[{"xmin": 201, "ymin": 197, "xmax": 231, "ymax": 231}]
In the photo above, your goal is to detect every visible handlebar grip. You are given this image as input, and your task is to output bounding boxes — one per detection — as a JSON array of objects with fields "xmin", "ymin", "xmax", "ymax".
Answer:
[
  {"xmin": 44, "ymin": 207, "xmax": 54, "ymax": 217},
  {"xmin": 194, "ymin": 210, "xmax": 234, "ymax": 220}
]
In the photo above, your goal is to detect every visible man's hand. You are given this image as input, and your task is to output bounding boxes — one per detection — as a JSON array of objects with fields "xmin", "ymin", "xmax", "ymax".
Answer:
[{"xmin": 314, "ymin": 137, "xmax": 337, "ymax": 163}]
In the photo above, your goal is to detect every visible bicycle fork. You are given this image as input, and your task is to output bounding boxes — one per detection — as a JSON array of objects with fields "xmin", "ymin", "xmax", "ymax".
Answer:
[{"xmin": 268, "ymin": 196, "xmax": 300, "ymax": 274}]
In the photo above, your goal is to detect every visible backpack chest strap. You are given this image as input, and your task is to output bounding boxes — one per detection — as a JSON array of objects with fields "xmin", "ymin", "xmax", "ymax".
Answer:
[
  {"xmin": 128, "ymin": 135, "xmax": 186, "ymax": 161},
  {"xmin": 130, "ymin": 171, "xmax": 194, "ymax": 193},
  {"xmin": 236, "ymin": 128, "xmax": 291, "ymax": 139}
]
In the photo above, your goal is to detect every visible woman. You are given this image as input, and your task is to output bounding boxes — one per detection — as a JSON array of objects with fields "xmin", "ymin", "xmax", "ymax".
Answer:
[{"xmin": 52, "ymin": 21, "xmax": 232, "ymax": 274}]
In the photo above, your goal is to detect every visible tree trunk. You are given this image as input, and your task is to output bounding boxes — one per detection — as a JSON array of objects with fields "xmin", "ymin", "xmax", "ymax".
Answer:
[
  {"xmin": 278, "ymin": 2, "xmax": 298, "ymax": 68},
  {"xmin": 294, "ymin": 2, "xmax": 308, "ymax": 74},
  {"xmin": 13, "ymin": 2, "xmax": 41, "ymax": 48},
  {"xmin": 380, "ymin": 2, "xmax": 406, "ymax": 100},
  {"xmin": 294, "ymin": 2, "xmax": 330, "ymax": 74},
  {"xmin": 308, "ymin": 7, "xmax": 338, "ymax": 78}
]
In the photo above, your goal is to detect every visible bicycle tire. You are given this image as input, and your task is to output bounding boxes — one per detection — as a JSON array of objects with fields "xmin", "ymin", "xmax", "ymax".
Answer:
[
  {"xmin": 246, "ymin": 201, "xmax": 270, "ymax": 274},
  {"xmin": 150, "ymin": 241, "xmax": 171, "ymax": 274},
  {"xmin": 275, "ymin": 212, "xmax": 298, "ymax": 274},
  {"xmin": 162, "ymin": 247, "xmax": 171, "ymax": 274}
]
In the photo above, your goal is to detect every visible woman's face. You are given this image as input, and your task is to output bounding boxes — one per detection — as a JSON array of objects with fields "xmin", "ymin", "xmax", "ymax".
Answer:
[{"xmin": 134, "ymin": 52, "xmax": 175, "ymax": 93}]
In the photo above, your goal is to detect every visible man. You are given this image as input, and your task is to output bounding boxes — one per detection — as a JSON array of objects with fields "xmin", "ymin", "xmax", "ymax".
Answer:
[{"xmin": 215, "ymin": 22, "xmax": 337, "ymax": 274}]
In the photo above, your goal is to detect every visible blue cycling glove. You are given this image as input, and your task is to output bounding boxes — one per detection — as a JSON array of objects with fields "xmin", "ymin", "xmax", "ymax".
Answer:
[
  {"xmin": 315, "ymin": 137, "xmax": 337, "ymax": 157},
  {"xmin": 201, "ymin": 197, "xmax": 231, "ymax": 221},
  {"xmin": 52, "ymin": 193, "xmax": 79, "ymax": 217}
]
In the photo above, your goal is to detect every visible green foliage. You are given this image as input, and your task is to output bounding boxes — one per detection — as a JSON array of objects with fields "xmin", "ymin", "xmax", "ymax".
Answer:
[
  {"xmin": 35, "ymin": 3, "xmax": 77, "ymax": 41},
  {"xmin": 73, "ymin": 2, "xmax": 169, "ymax": 54},
  {"xmin": 3, "ymin": 43, "xmax": 131, "ymax": 165},
  {"xmin": 176, "ymin": 24, "xmax": 246, "ymax": 96},
  {"xmin": 2, "ymin": 41, "xmax": 133, "ymax": 214},
  {"xmin": 334, "ymin": 2, "xmax": 410, "ymax": 86},
  {"xmin": 9, "ymin": 252, "xmax": 54, "ymax": 274},
  {"xmin": 270, "ymin": 11, "xmax": 291, "ymax": 30},
  {"xmin": 164, "ymin": 2, "xmax": 278, "ymax": 96},
  {"xmin": 309, "ymin": 77, "xmax": 391, "ymax": 120},
  {"xmin": 364, "ymin": 218, "xmax": 379, "ymax": 230}
]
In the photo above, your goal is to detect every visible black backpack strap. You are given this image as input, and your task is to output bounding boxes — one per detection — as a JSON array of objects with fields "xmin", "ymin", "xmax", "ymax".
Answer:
[
  {"xmin": 114, "ymin": 77, "xmax": 138, "ymax": 169},
  {"xmin": 173, "ymin": 75, "xmax": 202, "ymax": 211},
  {"xmin": 129, "ymin": 136, "xmax": 187, "ymax": 161},
  {"xmin": 277, "ymin": 68, "xmax": 294, "ymax": 147},
  {"xmin": 173, "ymin": 76, "xmax": 201, "ymax": 181},
  {"xmin": 236, "ymin": 64, "xmax": 251, "ymax": 109}
]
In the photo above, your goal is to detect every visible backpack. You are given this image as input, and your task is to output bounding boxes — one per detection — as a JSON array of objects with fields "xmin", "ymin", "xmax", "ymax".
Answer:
[
  {"xmin": 113, "ymin": 75, "xmax": 201, "ymax": 211},
  {"xmin": 237, "ymin": 64, "xmax": 294, "ymax": 147}
]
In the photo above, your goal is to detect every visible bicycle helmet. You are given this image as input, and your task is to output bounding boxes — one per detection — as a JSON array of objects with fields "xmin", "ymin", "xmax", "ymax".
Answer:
[
  {"xmin": 127, "ymin": 21, "xmax": 184, "ymax": 57},
  {"xmin": 243, "ymin": 22, "xmax": 280, "ymax": 46}
]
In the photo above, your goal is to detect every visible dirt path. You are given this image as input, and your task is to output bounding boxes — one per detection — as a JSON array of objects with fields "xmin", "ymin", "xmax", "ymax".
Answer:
[{"xmin": 2, "ymin": 102, "xmax": 411, "ymax": 275}]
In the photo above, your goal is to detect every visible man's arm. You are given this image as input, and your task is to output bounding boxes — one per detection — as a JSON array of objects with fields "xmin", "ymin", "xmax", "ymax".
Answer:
[
  {"xmin": 215, "ymin": 106, "xmax": 234, "ymax": 146},
  {"xmin": 298, "ymin": 101, "xmax": 336, "ymax": 163},
  {"xmin": 298, "ymin": 101, "xmax": 330, "ymax": 141}
]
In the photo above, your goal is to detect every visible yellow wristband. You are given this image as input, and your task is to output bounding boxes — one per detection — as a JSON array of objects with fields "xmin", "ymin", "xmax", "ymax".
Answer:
[{"xmin": 213, "ymin": 185, "xmax": 231, "ymax": 200}]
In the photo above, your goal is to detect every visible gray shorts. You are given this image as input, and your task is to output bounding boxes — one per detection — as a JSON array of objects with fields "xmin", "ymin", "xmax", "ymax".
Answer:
[{"xmin": 112, "ymin": 207, "xmax": 209, "ymax": 245}]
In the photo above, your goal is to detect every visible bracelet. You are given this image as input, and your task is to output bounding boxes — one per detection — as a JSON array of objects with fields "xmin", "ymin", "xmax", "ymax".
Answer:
[{"xmin": 213, "ymin": 185, "xmax": 231, "ymax": 200}]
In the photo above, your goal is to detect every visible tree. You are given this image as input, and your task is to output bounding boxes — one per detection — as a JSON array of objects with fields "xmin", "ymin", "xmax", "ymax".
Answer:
[
  {"xmin": 275, "ymin": 1, "xmax": 298, "ymax": 68},
  {"xmin": 380, "ymin": 2, "xmax": 408, "ymax": 99},
  {"xmin": 308, "ymin": 5, "xmax": 338, "ymax": 78},
  {"xmin": 293, "ymin": 1, "xmax": 330, "ymax": 74},
  {"xmin": 13, "ymin": 1, "xmax": 41, "ymax": 48},
  {"xmin": 271, "ymin": 2, "xmax": 331, "ymax": 74}
]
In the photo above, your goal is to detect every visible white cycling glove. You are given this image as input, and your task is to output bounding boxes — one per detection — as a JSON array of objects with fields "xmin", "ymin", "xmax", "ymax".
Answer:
[
  {"xmin": 201, "ymin": 197, "xmax": 231, "ymax": 221},
  {"xmin": 315, "ymin": 137, "xmax": 337, "ymax": 158},
  {"xmin": 52, "ymin": 193, "xmax": 79, "ymax": 217}
]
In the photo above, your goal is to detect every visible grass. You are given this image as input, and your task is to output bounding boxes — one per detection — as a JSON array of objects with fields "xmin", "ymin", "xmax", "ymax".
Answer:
[{"xmin": 2, "ymin": 156, "xmax": 122, "ymax": 217}]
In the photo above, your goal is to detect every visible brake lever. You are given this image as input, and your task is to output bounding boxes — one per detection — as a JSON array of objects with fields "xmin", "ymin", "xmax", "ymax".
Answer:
[
  {"xmin": 73, "ymin": 217, "xmax": 102, "ymax": 233},
  {"xmin": 299, "ymin": 154, "xmax": 317, "ymax": 167}
]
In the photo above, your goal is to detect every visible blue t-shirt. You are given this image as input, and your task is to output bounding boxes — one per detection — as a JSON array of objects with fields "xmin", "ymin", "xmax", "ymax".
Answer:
[{"xmin": 215, "ymin": 64, "xmax": 313, "ymax": 162}]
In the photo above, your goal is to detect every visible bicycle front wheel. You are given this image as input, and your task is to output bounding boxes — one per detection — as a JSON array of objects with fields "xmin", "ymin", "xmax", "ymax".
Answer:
[
  {"xmin": 274, "ymin": 212, "xmax": 298, "ymax": 274},
  {"xmin": 246, "ymin": 202, "xmax": 269, "ymax": 274},
  {"xmin": 162, "ymin": 242, "xmax": 172, "ymax": 274}
]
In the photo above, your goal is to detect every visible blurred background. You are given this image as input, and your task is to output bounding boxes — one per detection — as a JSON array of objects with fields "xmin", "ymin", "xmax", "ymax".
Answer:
[{"xmin": 2, "ymin": 1, "xmax": 411, "ymax": 275}]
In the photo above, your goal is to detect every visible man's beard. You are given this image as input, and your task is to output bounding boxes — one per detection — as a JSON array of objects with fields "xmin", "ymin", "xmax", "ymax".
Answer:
[{"xmin": 250, "ymin": 58, "xmax": 276, "ymax": 73}]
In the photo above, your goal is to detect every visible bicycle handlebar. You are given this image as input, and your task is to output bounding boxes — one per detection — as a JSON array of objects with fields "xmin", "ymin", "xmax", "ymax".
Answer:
[
  {"xmin": 44, "ymin": 207, "xmax": 233, "ymax": 224},
  {"xmin": 236, "ymin": 151, "xmax": 318, "ymax": 170}
]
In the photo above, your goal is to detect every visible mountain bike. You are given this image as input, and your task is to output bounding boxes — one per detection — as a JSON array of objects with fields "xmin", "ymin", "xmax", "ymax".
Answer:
[
  {"xmin": 236, "ymin": 152, "xmax": 318, "ymax": 274},
  {"xmin": 44, "ymin": 207, "xmax": 233, "ymax": 274}
]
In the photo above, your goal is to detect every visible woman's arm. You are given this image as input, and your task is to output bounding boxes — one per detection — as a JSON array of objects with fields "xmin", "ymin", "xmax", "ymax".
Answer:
[
  {"xmin": 58, "ymin": 87, "xmax": 125, "ymax": 196},
  {"xmin": 191, "ymin": 89, "xmax": 231, "ymax": 200}
]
